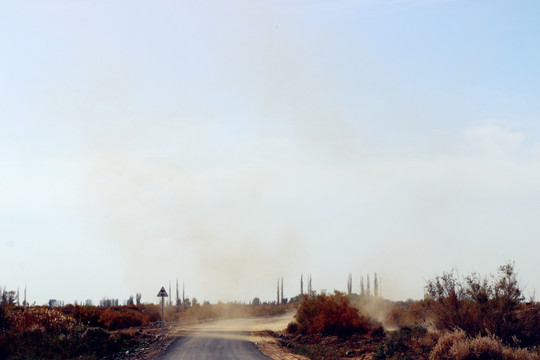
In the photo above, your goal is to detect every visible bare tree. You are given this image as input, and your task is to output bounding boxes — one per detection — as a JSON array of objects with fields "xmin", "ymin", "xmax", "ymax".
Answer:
[
  {"xmin": 300, "ymin": 273, "xmax": 304, "ymax": 296},
  {"xmin": 136, "ymin": 293, "xmax": 142, "ymax": 305},
  {"xmin": 347, "ymin": 273, "xmax": 352, "ymax": 295},
  {"xmin": 360, "ymin": 275, "xmax": 365, "ymax": 296},
  {"xmin": 367, "ymin": 273, "xmax": 370, "ymax": 296},
  {"xmin": 374, "ymin": 273, "xmax": 378, "ymax": 297},
  {"xmin": 308, "ymin": 274, "xmax": 313, "ymax": 296}
]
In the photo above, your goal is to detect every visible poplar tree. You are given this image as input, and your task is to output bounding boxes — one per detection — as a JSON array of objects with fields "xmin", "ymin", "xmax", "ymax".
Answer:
[
  {"xmin": 277, "ymin": 278, "xmax": 280, "ymax": 304},
  {"xmin": 176, "ymin": 278, "xmax": 180, "ymax": 306},
  {"xmin": 280, "ymin": 277, "xmax": 284, "ymax": 304},
  {"xmin": 374, "ymin": 273, "xmax": 379, "ymax": 297}
]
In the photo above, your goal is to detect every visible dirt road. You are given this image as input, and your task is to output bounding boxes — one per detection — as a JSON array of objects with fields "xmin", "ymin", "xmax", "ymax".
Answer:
[
  {"xmin": 158, "ymin": 330, "xmax": 271, "ymax": 360},
  {"xmin": 155, "ymin": 315, "xmax": 305, "ymax": 360}
]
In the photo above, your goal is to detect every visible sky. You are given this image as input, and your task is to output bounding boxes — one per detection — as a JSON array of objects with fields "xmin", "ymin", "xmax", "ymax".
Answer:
[{"xmin": 1, "ymin": 0, "xmax": 540, "ymax": 305}]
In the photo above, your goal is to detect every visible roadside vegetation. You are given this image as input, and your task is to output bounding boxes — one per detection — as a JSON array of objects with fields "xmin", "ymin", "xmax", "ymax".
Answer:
[
  {"xmin": 0, "ymin": 294, "xmax": 291, "ymax": 360},
  {"xmin": 277, "ymin": 262, "xmax": 540, "ymax": 360},
  {"xmin": 0, "ymin": 303, "xmax": 166, "ymax": 359},
  {"xmin": 3, "ymin": 262, "xmax": 539, "ymax": 359}
]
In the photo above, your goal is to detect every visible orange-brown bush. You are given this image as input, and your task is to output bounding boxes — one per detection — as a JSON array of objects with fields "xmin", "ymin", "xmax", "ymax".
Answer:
[
  {"xmin": 290, "ymin": 291, "xmax": 382, "ymax": 337},
  {"xmin": 69, "ymin": 304, "xmax": 160, "ymax": 330},
  {"xmin": 98, "ymin": 306, "xmax": 146, "ymax": 330},
  {"xmin": 71, "ymin": 305, "xmax": 102, "ymax": 327}
]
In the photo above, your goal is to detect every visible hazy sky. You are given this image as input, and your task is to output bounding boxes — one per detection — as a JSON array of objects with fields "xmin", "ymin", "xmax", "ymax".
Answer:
[{"xmin": 1, "ymin": 0, "xmax": 540, "ymax": 305}]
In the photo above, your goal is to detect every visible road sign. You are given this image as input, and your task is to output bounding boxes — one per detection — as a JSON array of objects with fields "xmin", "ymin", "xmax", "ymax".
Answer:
[
  {"xmin": 157, "ymin": 286, "xmax": 168, "ymax": 297},
  {"xmin": 157, "ymin": 286, "xmax": 168, "ymax": 337}
]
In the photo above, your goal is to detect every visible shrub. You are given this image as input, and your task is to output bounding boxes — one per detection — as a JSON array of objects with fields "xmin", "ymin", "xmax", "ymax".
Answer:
[
  {"xmin": 449, "ymin": 334, "xmax": 504, "ymax": 360},
  {"xmin": 512, "ymin": 305, "xmax": 540, "ymax": 347},
  {"xmin": 429, "ymin": 330, "xmax": 540, "ymax": 360},
  {"xmin": 430, "ymin": 329, "xmax": 468, "ymax": 360},
  {"xmin": 98, "ymin": 306, "xmax": 145, "ymax": 330},
  {"xmin": 0, "ymin": 305, "xmax": 140, "ymax": 359},
  {"xmin": 291, "ymin": 291, "xmax": 380, "ymax": 337},
  {"xmin": 6, "ymin": 306, "xmax": 76, "ymax": 334},
  {"xmin": 141, "ymin": 304, "xmax": 162, "ymax": 323},
  {"xmin": 373, "ymin": 326, "xmax": 431, "ymax": 360},
  {"xmin": 72, "ymin": 305, "xmax": 102, "ymax": 327},
  {"xmin": 286, "ymin": 321, "xmax": 298, "ymax": 334},
  {"xmin": 424, "ymin": 262, "xmax": 537, "ymax": 345}
]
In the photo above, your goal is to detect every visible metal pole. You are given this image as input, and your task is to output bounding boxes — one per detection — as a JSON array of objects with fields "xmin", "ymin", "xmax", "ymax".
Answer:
[{"xmin": 161, "ymin": 295, "xmax": 164, "ymax": 336}]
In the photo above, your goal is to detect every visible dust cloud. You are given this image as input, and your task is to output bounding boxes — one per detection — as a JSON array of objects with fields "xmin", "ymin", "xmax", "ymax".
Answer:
[{"xmin": 84, "ymin": 1, "xmax": 364, "ymax": 304}]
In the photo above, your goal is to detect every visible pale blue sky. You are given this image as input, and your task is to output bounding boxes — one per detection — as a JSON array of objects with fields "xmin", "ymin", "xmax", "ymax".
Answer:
[{"xmin": 1, "ymin": 0, "xmax": 540, "ymax": 304}]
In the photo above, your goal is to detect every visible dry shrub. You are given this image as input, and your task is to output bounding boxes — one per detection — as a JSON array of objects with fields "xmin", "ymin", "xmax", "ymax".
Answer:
[
  {"xmin": 512, "ymin": 305, "xmax": 540, "ymax": 347},
  {"xmin": 291, "ymin": 291, "xmax": 381, "ymax": 337},
  {"xmin": 430, "ymin": 330, "xmax": 468, "ymax": 360},
  {"xmin": 286, "ymin": 321, "xmax": 298, "ymax": 334},
  {"xmin": 425, "ymin": 262, "xmax": 540, "ymax": 346},
  {"xmin": 6, "ymin": 306, "xmax": 76, "ymax": 334},
  {"xmin": 71, "ymin": 305, "xmax": 102, "ymax": 327},
  {"xmin": 98, "ymin": 306, "xmax": 146, "ymax": 330},
  {"xmin": 449, "ymin": 334, "xmax": 504, "ymax": 360},
  {"xmin": 140, "ymin": 304, "xmax": 162, "ymax": 322},
  {"xmin": 430, "ymin": 330, "xmax": 540, "ymax": 360},
  {"xmin": 506, "ymin": 348, "xmax": 540, "ymax": 360},
  {"xmin": 418, "ymin": 331, "xmax": 440, "ymax": 352},
  {"xmin": 70, "ymin": 304, "xmax": 164, "ymax": 329},
  {"xmin": 0, "ymin": 305, "xmax": 139, "ymax": 360}
]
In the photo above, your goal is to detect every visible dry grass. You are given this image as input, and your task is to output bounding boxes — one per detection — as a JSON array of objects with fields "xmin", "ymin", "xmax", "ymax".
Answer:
[{"xmin": 429, "ymin": 329, "xmax": 540, "ymax": 360}]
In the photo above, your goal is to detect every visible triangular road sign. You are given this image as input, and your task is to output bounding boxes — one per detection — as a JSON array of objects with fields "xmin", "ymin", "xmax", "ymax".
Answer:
[{"xmin": 157, "ymin": 286, "xmax": 168, "ymax": 297}]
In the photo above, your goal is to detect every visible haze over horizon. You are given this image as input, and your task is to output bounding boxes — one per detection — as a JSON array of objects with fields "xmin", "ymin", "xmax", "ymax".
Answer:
[{"xmin": 2, "ymin": 0, "xmax": 540, "ymax": 306}]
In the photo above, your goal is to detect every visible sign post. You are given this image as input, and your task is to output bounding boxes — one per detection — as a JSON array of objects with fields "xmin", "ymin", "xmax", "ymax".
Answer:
[{"xmin": 157, "ymin": 286, "xmax": 168, "ymax": 336}]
